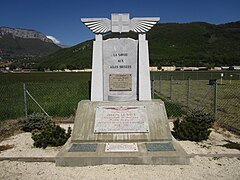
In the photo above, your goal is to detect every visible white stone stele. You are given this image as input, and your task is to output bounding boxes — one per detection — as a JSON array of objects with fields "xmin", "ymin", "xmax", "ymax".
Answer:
[
  {"xmin": 94, "ymin": 106, "xmax": 149, "ymax": 133},
  {"xmin": 91, "ymin": 34, "xmax": 151, "ymax": 101},
  {"xmin": 103, "ymin": 38, "xmax": 138, "ymax": 101},
  {"xmin": 105, "ymin": 143, "xmax": 138, "ymax": 152},
  {"xmin": 138, "ymin": 33, "xmax": 151, "ymax": 100},
  {"xmin": 91, "ymin": 34, "xmax": 103, "ymax": 101},
  {"xmin": 82, "ymin": 14, "xmax": 160, "ymax": 101}
]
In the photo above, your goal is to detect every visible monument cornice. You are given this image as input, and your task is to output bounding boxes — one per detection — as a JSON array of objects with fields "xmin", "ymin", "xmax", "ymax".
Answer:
[{"xmin": 81, "ymin": 13, "xmax": 160, "ymax": 34}]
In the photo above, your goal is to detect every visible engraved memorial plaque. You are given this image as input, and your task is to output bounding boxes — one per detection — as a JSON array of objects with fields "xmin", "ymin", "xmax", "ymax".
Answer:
[
  {"xmin": 105, "ymin": 143, "xmax": 138, "ymax": 152},
  {"xmin": 145, "ymin": 143, "xmax": 175, "ymax": 151},
  {"xmin": 68, "ymin": 144, "xmax": 97, "ymax": 152},
  {"xmin": 94, "ymin": 106, "xmax": 149, "ymax": 133},
  {"xmin": 109, "ymin": 74, "xmax": 132, "ymax": 91}
]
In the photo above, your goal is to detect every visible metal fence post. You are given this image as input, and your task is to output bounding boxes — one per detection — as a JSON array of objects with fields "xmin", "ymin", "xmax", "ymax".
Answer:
[
  {"xmin": 187, "ymin": 77, "xmax": 190, "ymax": 107},
  {"xmin": 159, "ymin": 76, "xmax": 162, "ymax": 95},
  {"xmin": 214, "ymin": 81, "xmax": 218, "ymax": 118},
  {"xmin": 88, "ymin": 80, "xmax": 91, "ymax": 100},
  {"xmin": 151, "ymin": 79, "xmax": 154, "ymax": 99},
  {"xmin": 170, "ymin": 76, "xmax": 173, "ymax": 100},
  {"xmin": 23, "ymin": 83, "xmax": 28, "ymax": 119}
]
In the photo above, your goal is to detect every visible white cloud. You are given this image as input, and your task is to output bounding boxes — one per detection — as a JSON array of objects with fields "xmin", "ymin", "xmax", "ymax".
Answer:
[{"xmin": 46, "ymin": 35, "xmax": 61, "ymax": 44}]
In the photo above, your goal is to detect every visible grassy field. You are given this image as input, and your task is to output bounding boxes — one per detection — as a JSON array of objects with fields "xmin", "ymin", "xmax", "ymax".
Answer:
[
  {"xmin": 0, "ymin": 71, "xmax": 239, "ymax": 132},
  {"xmin": 0, "ymin": 72, "xmax": 91, "ymax": 83}
]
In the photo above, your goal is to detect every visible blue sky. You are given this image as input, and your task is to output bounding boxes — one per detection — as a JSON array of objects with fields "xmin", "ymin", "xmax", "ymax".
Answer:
[{"xmin": 1, "ymin": 0, "xmax": 239, "ymax": 46}]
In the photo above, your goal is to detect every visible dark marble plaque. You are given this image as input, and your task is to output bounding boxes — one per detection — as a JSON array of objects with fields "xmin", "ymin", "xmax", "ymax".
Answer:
[
  {"xmin": 68, "ymin": 144, "xmax": 97, "ymax": 152},
  {"xmin": 145, "ymin": 143, "xmax": 175, "ymax": 151}
]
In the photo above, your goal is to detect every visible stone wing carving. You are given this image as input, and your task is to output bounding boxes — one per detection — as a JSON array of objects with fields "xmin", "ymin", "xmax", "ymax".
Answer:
[
  {"xmin": 130, "ymin": 18, "xmax": 160, "ymax": 33},
  {"xmin": 81, "ymin": 18, "xmax": 111, "ymax": 34}
]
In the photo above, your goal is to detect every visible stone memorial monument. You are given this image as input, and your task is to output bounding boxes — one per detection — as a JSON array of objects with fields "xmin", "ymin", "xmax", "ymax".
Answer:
[{"xmin": 56, "ymin": 13, "xmax": 189, "ymax": 166}]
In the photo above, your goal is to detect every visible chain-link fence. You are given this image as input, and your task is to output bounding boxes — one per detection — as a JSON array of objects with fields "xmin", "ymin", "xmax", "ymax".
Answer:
[
  {"xmin": 1, "ymin": 72, "xmax": 239, "ymax": 133},
  {"xmin": 0, "ymin": 82, "xmax": 25, "ymax": 120},
  {"xmin": 151, "ymin": 72, "xmax": 240, "ymax": 132},
  {"xmin": 152, "ymin": 78, "xmax": 215, "ymax": 116},
  {"xmin": 216, "ymin": 80, "xmax": 240, "ymax": 132},
  {"xmin": 0, "ymin": 75, "xmax": 90, "ymax": 121}
]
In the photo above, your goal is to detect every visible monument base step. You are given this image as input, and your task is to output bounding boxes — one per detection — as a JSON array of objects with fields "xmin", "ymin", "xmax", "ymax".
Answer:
[
  {"xmin": 56, "ymin": 140, "xmax": 190, "ymax": 166},
  {"xmin": 56, "ymin": 100, "xmax": 190, "ymax": 166}
]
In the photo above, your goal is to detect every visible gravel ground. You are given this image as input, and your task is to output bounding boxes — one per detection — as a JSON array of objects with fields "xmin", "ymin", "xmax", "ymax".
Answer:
[{"xmin": 0, "ymin": 124, "xmax": 240, "ymax": 180}]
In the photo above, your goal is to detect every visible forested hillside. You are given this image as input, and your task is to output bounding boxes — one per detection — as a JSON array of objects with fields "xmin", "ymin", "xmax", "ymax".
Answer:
[{"xmin": 38, "ymin": 21, "xmax": 240, "ymax": 70}]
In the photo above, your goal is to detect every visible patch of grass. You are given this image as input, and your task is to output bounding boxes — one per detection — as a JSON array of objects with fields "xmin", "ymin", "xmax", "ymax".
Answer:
[
  {"xmin": 154, "ymin": 94, "xmax": 186, "ymax": 117},
  {"xmin": 221, "ymin": 140, "xmax": 240, "ymax": 151},
  {"xmin": 164, "ymin": 100, "xmax": 186, "ymax": 117}
]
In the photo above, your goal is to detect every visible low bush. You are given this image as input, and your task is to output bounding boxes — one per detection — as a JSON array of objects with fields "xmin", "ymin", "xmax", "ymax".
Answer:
[
  {"xmin": 20, "ymin": 113, "xmax": 71, "ymax": 148},
  {"xmin": 32, "ymin": 124, "xmax": 71, "ymax": 148},
  {"xmin": 172, "ymin": 110, "xmax": 215, "ymax": 141},
  {"xmin": 21, "ymin": 113, "xmax": 53, "ymax": 132}
]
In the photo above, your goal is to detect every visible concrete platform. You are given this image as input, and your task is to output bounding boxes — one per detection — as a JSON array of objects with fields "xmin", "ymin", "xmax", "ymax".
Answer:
[{"xmin": 56, "ymin": 100, "xmax": 190, "ymax": 166}]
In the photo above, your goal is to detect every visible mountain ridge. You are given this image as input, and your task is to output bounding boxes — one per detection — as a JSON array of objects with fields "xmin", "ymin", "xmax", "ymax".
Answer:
[
  {"xmin": 37, "ymin": 21, "xmax": 240, "ymax": 70},
  {"xmin": 0, "ymin": 26, "xmax": 61, "ymax": 67},
  {"xmin": 0, "ymin": 26, "xmax": 53, "ymax": 43}
]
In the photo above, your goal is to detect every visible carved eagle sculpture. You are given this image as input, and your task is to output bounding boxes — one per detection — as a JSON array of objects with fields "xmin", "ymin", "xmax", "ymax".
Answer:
[{"xmin": 81, "ymin": 14, "xmax": 160, "ymax": 34}]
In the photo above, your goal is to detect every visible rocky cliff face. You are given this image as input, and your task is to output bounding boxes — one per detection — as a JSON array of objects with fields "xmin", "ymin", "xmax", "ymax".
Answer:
[
  {"xmin": 0, "ymin": 27, "xmax": 53, "ymax": 43},
  {"xmin": 0, "ymin": 27, "xmax": 61, "ymax": 66}
]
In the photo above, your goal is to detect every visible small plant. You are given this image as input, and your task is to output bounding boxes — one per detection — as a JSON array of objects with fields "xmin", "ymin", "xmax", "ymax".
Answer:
[
  {"xmin": 21, "ymin": 113, "xmax": 53, "ymax": 132},
  {"xmin": 32, "ymin": 124, "xmax": 71, "ymax": 148},
  {"xmin": 172, "ymin": 110, "xmax": 215, "ymax": 142},
  {"xmin": 221, "ymin": 140, "xmax": 240, "ymax": 151}
]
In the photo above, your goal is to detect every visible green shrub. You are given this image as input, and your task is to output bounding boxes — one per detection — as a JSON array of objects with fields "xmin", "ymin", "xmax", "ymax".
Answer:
[
  {"xmin": 32, "ymin": 124, "xmax": 71, "ymax": 148},
  {"xmin": 172, "ymin": 110, "xmax": 215, "ymax": 141},
  {"xmin": 21, "ymin": 113, "xmax": 53, "ymax": 132}
]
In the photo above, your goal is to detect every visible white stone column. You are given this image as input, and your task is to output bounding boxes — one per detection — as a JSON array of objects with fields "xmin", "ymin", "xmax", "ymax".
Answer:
[
  {"xmin": 91, "ymin": 34, "xmax": 103, "ymax": 101},
  {"xmin": 138, "ymin": 33, "xmax": 151, "ymax": 101}
]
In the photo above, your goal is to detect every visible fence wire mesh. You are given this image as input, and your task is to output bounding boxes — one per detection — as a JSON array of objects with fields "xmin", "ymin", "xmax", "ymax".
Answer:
[
  {"xmin": 0, "ymin": 83, "xmax": 24, "ymax": 120},
  {"xmin": 153, "ymin": 79, "xmax": 215, "ymax": 116},
  {"xmin": 0, "ymin": 74, "xmax": 90, "ymax": 121},
  {"xmin": 151, "ymin": 72, "xmax": 240, "ymax": 132},
  {"xmin": 216, "ymin": 80, "xmax": 240, "ymax": 132},
  {"xmin": 25, "ymin": 82, "xmax": 89, "ymax": 118},
  {"xmin": 0, "ymin": 71, "xmax": 239, "ymax": 133}
]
